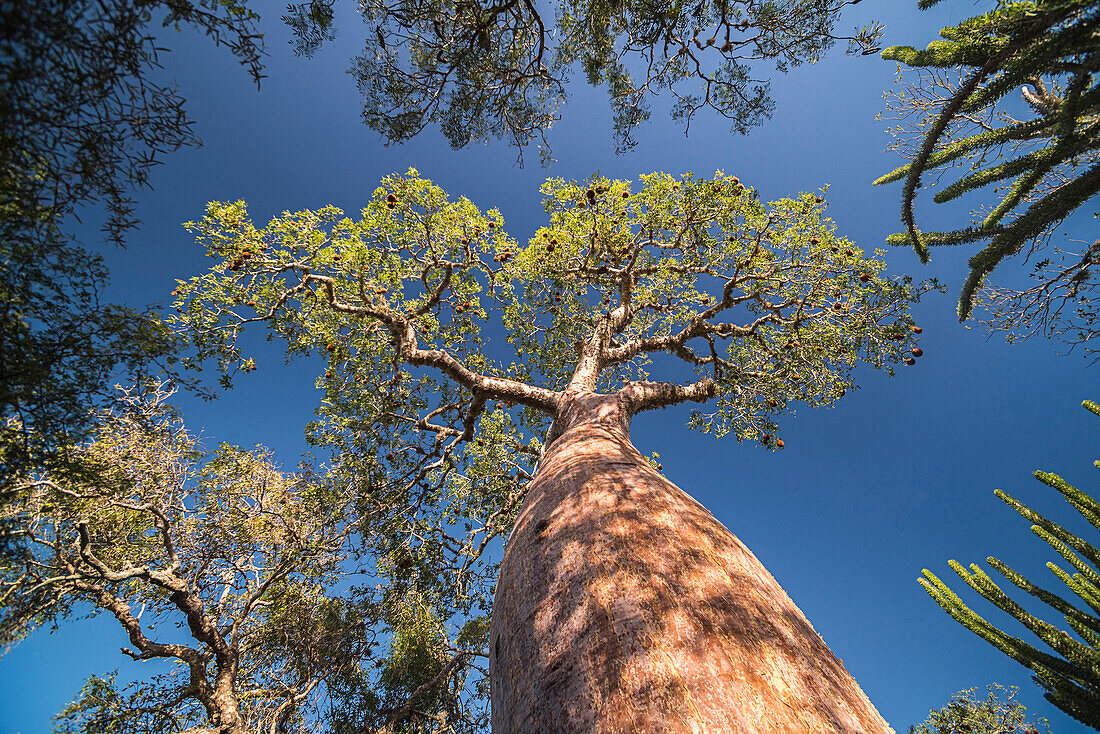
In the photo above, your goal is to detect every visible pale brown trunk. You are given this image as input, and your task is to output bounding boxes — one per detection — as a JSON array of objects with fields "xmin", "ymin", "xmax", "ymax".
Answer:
[{"xmin": 489, "ymin": 392, "xmax": 894, "ymax": 733}]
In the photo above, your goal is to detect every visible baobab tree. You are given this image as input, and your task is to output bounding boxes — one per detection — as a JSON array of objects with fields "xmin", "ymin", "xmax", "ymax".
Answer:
[{"xmin": 175, "ymin": 169, "xmax": 930, "ymax": 731}]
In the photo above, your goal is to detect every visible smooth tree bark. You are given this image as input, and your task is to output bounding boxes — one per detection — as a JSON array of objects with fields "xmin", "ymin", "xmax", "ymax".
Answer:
[
  {"xmin": 491, "ymin": 389, "xmax": 893, "ymax": 733},
  {"xmin": 176, "ymin": 170, "xmax": 929, "ymax": 731}
]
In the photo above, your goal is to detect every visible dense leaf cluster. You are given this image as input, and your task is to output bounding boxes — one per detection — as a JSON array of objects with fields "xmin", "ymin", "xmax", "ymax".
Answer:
[{"xmin": 908, "ymin": 684, "xmax": 1049, "ymax": 734}]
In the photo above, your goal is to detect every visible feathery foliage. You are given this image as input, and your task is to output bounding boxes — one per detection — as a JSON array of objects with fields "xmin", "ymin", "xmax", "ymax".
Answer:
[
  {"xmin": 875, "ymin": 0, "xmax": 1099, "ymax": 353},
  {"xmin": 921, "ymin": 399, "xmax": 1100, "ymax": 730}
]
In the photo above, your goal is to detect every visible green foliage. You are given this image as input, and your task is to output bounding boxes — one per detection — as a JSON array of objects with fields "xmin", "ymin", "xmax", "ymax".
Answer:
[
  {"xmin": 175, "ymin": 169, "xmax": 931, "ymax": 450},
  {"xmin": 875, "ymin": 0, "xmax": 1099, "ymax": 352},
  {"xmin": 921, "ymin": 400, "xmax": 1100, "ymax": 730},
  {"xmin": 908, "ymin": 684, "xmax": 1050, "ymax": 734},
  {"xmin": 1, "ymin": 387, "xmax": 377, "ymax": 732},
  {"xmin": 289, "ymin": 0, "xmax": 883, "ymax": 160},
  {"xmin": 0, "ymin": 0, "xmax": 264, "ymax": 482}
]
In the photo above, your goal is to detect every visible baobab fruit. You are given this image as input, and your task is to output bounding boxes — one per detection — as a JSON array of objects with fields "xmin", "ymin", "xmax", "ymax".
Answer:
[
  {"xmin": 776, "ymin": 439, "xmax": 785, "ymax": 448},
  {"xmin": 325, "ymin": 371, "xmax": 333, "ymax": 379},
  {"xmin": 859, "ymin": 273, "xmax": 871, "ymax": 282},
  {"xmin": 333, "ymin": 254, "xmax": 342, "ymax": 262},
  {"xmin": 171, "ymin": 290, "xmax": 178, "ymax": 296},
  {"xmin": 761, "ymin": 434, "xmax": 772, "ymax": 445},
  {"xmin": 768, "ymin": 399, "xmax": 779, "ymax": 407},
  {"xmin": 461, "ymin": 237, "xmax": 470, "ymax": 245},
  {"xmin": 622, "ymin": 191, "xmax": 629, "ymax": 198},
  {"xmin": 326, "ymin": 343, "xmax": 336, "ymax": 352},
  {"xmin": 555, "ymin": 295, "xmax": 562, "ymax": 302},
  {"xmin": 815, "ymin": 196, "xmax": 823, "ymax": 203},
  {"xmin": 250, "ymin": 364, "xmax": 257, "ymax": 371},
  {"xmin": 247, "ymin": 300, "xmax": 256, "ymax": 307},
  {"xmin": 911, "ymin": 348, "xmax": 923, "ymax": 358},
  {"xmin": 904, "ymin": 357, "xmax": 916, "ymax": 365},
  {"xmin": 911, "ymin": 325, "xmax": 923, "ymax": 334},
  {"xmin": 809, "ymin": 237, "xmax": 820, "ymax": 245},
  {"xmin": 386, "ymin": 193, "xmax": 398, "ymax": 203},
  {"xmin": 386, "ymin": 202, "xmax": 396, "ymax": 210}
]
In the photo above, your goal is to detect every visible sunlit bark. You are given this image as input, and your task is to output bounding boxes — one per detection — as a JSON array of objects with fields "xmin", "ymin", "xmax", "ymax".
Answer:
[{"xmin": 491, "ymin": 391, "xmax": 893, "ymax": 733}]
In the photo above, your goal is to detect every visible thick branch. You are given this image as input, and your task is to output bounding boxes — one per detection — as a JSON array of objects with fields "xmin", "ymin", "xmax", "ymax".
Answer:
[{"xmin": 619, "ymin": 378, "xmax": 718, "ymax": 414}]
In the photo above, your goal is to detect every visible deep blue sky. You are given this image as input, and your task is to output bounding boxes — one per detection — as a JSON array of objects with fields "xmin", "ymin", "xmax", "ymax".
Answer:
[{"xmin": 3, "ymin": 1, "xmax": 1097, "ymax": 731}]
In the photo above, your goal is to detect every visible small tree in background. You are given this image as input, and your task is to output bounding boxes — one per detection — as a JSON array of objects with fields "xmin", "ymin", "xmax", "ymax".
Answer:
[
  {"xmin": 174, "ymin": 169, "xmax": 933, "ymax": 731},
  {"xmin": 909, "ymin": 684, "xmax": 1050, "ymax": 734},
  {"xmin": 874, "ymin": 0, "xmax": 1099, "ymax": 356},
  {"xmin": 1, "ymin": 382, "xmax": 520, "ymax": 733},
  {"xmin": 921, "ymin": 400, "xmax": 1100, "ymax": 730},
  {"xmin": 284, "ymin": 0, "xmax": 882, "ymax": 160}
]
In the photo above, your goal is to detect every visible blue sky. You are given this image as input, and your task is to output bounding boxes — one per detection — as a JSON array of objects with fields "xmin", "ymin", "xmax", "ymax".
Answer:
[{"xmin": 2, "ymin": 1, "xmax": 1098, "ymax": 731}]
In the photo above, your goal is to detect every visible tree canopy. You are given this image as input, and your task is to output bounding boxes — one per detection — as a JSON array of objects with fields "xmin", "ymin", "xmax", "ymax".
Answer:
[
  {"xmin": 0, "ymin": 385, "xmax": 513, "ymax": 732},
  {"xmin": 174, "ymin": 169, "xmax": 930, "ymax": 453},
  {"xmin": 875, "ymin": 0, "xmax": 1099, "ymax": 355},
  {"xmin": 908, "ymin": 684, "xmax": 1050, "ymax": 734},
  {"xmin": 0, "ymin": 0, "xmax": 264, "ymax": 482},
  {"xmin": 286, "ymin": 0, "xmax": 882, "ymax": 161}
]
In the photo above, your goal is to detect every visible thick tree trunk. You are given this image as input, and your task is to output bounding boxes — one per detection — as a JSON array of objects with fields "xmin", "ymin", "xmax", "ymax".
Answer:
[{"xmin": 489, "ymin": 392, "xmax": 893, "ymax": 733}]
